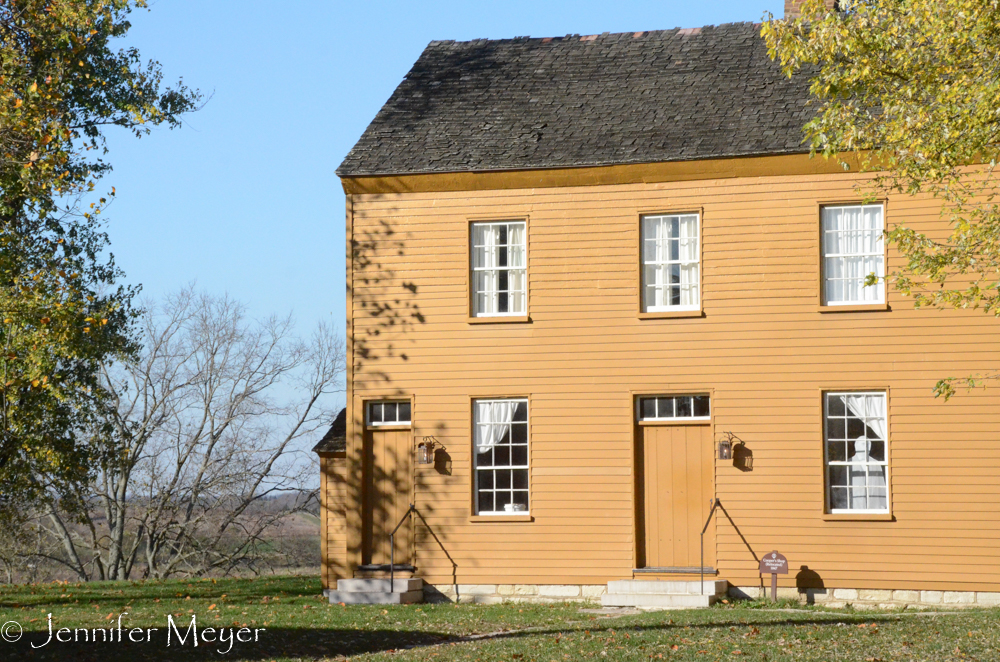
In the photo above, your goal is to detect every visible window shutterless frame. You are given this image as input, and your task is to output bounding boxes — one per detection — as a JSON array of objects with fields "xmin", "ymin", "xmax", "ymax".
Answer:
[
  {"xmin": 469, "ymin": 396, "xmax": 530, "ymax": 518},
  {"xmin": 636, "ymin": 208, "xmax": 705, "ymax": 319},
  {"xmin": 817, "ymin": 201, "xmax": 889, "ymax": 311},
  {"xmin": 636, "ymin": 394, "xmax": 711, "ymax": 422},
  {"xmin": 821, "ymin": 389, "xmax": 892, "ymax": 518},
  {"xmin": 467, "ymin": 219, "xmax": 529, "ymax": 321},
  {"xmin": 366, "ymin": 400, "xmax": 412, "ymax": 428}
]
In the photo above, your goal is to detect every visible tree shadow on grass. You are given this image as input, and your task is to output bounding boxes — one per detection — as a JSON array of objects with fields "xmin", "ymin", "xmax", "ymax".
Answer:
[
  {"xmin": 0, "ymin": 612, "xmax": 947, "ymax": 661},
  {"xmin": 2, "ymin": 626, "xmax": 451, "ymax": 661}
]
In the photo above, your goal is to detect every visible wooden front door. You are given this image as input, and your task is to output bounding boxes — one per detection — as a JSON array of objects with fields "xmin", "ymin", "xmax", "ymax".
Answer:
[
  {"xmin": 639, "ymin": 424, "xmax": 714, "ymax": 569},
  {"xmin": 361, "ymin": 428, "xmax": 413, "ymax": 566}
]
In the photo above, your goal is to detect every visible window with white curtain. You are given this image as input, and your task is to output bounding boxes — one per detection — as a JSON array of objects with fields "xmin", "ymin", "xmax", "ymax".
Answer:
[
  {"xmin": 824, "ymin": 392, "xmax": 888, "ymax": 513},
  {"xmin": 473, "ymin": 398, "xmax": 528, "ymax": 514},
  {"xmin": 822, "ymin": 204, "xmax": 885, "ymax": 305},
  {"xmin": 642, "ymin": 213, "xmax": 700, "ymax": 312},
  {"xmin": 471, "ymin": 221, "xmax": 526, "ymax": 317}
]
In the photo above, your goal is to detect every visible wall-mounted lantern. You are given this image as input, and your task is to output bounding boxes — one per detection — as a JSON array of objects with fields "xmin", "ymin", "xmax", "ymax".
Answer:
[
  {"xmin": 417, "ymin": 438, "xmax": 435, "ymax": 465},
  {"xmin": 718, "ymin": 438, "xmax": 733, "ymax": 460},
  {"xmin": 718, "ymin": 431, "xmax": 738, "ymax": 461}
]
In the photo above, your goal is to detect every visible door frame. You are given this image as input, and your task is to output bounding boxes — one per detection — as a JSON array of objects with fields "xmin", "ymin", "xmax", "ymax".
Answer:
[
  {"xmin": 360, "ymin": 396, "xmax": 415, "ymax": 566},
  {"xmin": 629, "ymin": 389, "xmax": 716, "ymax": 571}
]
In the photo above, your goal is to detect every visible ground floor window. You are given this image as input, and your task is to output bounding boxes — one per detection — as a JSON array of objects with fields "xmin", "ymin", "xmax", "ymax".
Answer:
[
  {"xmin": 474, "ymin": 398, "xmax": 528, "ymax": 514},
  {"xmin": 825, "ymin": 391, "xmax": 888, "ymax": 513}
]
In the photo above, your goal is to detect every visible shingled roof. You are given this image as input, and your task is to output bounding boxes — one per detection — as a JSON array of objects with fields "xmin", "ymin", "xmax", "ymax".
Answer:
[
  {"xmin": 337, "ymin": 22, "xmax": 816, "ymax": 177},
  {"xmin": 313, "ymin": 408, "xmax": 346, "ymax": 454}
]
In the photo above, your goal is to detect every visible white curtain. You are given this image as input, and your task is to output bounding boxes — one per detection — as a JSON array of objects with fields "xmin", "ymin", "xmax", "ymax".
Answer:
[
  {"xmin": 481, "ymin": 225, "xmax": 497, "ymax": 313},
  {"xmin": 843, "ymin": 394, "xmax": 887, "ymax": 510},
  {"xmin": 823, "ymin": 206, "xmax": 883, "ymax": 303},
  {"xmin": 678, "ymin": 215, "xmax": 698, "ymax": 306},
  {"xmin": 507, "ymin": 224, "xmax": 526, "ymax": 313},
  {"xmin": 649, "ymin": 215, "xmax": 698, "ymax": 307},
  {"xmin": 476, "ymin": 401, "xmax": 516, "ymax": 454}
]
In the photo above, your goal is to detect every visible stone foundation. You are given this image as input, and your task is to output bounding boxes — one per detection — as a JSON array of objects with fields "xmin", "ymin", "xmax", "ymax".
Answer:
[
  {"xmin": 423, "ymin": 583, "xmax": 1000, "ymax": 608},
  {"xmin": 730, "ymin": 586, "xmax": 1000, "ymax": 609},
  {"xmin": 424, "ymin": 583, "xmax": 607, "ymax": 604}
]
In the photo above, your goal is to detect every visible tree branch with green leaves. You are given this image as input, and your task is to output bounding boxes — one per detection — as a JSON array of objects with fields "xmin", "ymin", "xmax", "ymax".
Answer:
[
  {"xmin": 0, "ymin": 0, "xmax": 200, "ymax": 499},
  {"xmin": 762, "ymin": 0, "xmax": 1000, "ymax": 399}
]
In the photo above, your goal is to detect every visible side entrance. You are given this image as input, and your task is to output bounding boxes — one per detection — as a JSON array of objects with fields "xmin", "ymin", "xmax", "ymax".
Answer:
[
  {"xmin": 636, "ymin": 423, "xmax": 715, "ymax": 571},
  {"xmin": 361, "ymin": 427, "xmax": 413, "ymax": 567}
]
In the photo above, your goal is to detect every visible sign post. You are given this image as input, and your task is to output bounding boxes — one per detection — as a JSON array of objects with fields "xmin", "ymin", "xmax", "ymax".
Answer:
[{"xmin": 758, "ymin": 551, "xmax": 788, "ymax": 602}]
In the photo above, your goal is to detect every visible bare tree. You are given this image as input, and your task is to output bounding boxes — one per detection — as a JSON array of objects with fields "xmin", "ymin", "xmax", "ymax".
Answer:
[{"xmin": 37, "ymin": 288, "xmax": 344, "ymax": 580}]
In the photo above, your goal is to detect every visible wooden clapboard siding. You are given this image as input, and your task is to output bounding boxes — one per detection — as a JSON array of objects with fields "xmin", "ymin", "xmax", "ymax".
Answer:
[
  {"xmin": 340, "ymin": 163, "xmax": 1000, "ymax": 591},
  {"xmin": 320, "ymin": 453, "xmax": 348, "ymax": 589}
]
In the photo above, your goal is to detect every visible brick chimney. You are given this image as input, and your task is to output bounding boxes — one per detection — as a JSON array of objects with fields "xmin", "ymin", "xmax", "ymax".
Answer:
[{"xmin": 785, "ymin": 0, "xmax": 836, "ymax": 19}]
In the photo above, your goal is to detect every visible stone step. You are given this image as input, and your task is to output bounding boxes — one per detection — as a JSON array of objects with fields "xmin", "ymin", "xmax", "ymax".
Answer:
[
  {"xmin": 326, "ymin": 589, "xmax": 424, "ymax": 605},
  {"xmin": 601, "ymin": 593, "xmax": 717, "ymax": 609},
  {"xmin": 337, "ymin": 578, "xmax": 424, "ymax": 593},
  {"xmin": 607, "ymin": 580, "xmax": 728, "ymax": 596}
]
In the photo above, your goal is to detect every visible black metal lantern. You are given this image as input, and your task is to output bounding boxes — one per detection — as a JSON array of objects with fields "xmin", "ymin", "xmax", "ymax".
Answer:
[{"xmin": 417, "ymin": 439, "xmax": 434, "ymax": 465}]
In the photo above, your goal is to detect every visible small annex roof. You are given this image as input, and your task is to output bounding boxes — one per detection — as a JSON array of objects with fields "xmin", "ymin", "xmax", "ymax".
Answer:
[
  {"xmin": 313, "ymin": 408, "xmax": 346, "ymax": 454},
  {"xmin": 337, "ymin": 22, "xmax": 815, "ymax": 178}
]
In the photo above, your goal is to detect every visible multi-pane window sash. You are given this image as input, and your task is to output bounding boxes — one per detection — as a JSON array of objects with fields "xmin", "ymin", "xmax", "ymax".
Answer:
[
  {"xmin": 822, "ymin": 204, "xmax": 885, "ymax": 305},
  {"xmin": 474, "ymin": 399, "xmax": 529, "ymax": 515},
  {"xmin": 825, "ymin": 392, "xmax": 888, "ymax": 513},
  {"xmin": 642, "ymin": 214, "xmax": 700, "ymax": 312},
  {"xmin": 367, "ymin": 401, "xmax": 411, "ymax": 426},
  {"xmin": 638, "ymin": 395, "xmax": 710, "ymax": 421},
  {"xmin": 471, "ymin": 221, "xmax": 526, "ymax": 317}
]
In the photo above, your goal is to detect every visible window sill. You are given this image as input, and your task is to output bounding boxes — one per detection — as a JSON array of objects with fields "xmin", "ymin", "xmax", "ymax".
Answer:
[
  {"xmin": 468, "ymin": 514, "xmax": 533, "ymax": 523},
  {"xmin": 638, "ymin": 418, "xmax": 711, "ymax": 427},
  {"xmin": 818, "ymin": 303, "xmax": 889, "ymax": 313},
  {"xmin": 638, "ymin": 310, "xmax": 704, "ymax": 320},
  {"xmin": 467, "ymin": 315, "xmax": 531, "ymax": 324},
  {"xmin": 822, "ymin": 513, "xmax": 894, "ymax": 522},
  {"xmin": 365, "ymin": 424, "xmax": 411, "ymax": 432}
]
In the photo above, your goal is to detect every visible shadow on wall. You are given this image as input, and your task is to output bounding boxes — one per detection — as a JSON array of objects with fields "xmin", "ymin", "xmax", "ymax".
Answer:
[
  {"xmin": 733, "ymin": 441, "xmax": 753, "ymax": 472},
  {"xmin": 796, "ymin": 565, "xmax": 826, "ymax": 604},
  {"xmin": 347, "ymin": 205, "xmax": 464, "ymax": 584}
]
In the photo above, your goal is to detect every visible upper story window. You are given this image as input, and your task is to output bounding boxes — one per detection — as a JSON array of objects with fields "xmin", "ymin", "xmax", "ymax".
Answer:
[
  {"xmin": 642, "ymin": 213, "xmax": 700, "ymax": 312},
  {"xmin": 474, "ymin": 398, "xmax": 529, "ymax": 515},
  {"xmin": 824, "ymin": 392, "xmax": 888, "ymax": 513},
  {"xmin": 366, "ymin": 400, "xmax": 411, "ymax": 427},
  {"xmin": 822, "ymin": 204, "xmax": 885, "ymax": 305},
  {"xmin": 471, "ymin": 221, "xmax": 526, "ymax": 317},
  {"xmin": 638, "ymin": 395, "xmax": 711, "ymax": 421}
]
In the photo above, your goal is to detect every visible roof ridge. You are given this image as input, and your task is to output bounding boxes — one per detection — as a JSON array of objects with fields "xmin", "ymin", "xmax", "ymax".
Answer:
[{"xmin": 426, "ymin": 22, "xmax": 757, "ymax": 47}]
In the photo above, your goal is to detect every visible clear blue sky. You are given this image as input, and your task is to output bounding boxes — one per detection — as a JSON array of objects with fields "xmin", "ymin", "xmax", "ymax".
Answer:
[{"xmin": 101, "ymin": 0, "xmax": 785, "ymax": 335}]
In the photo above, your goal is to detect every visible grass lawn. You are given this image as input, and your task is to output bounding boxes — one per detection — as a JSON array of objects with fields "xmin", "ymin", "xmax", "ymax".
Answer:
[{"xmin": 0, "ymin": 575, "xmax": 997, "ymax": 661}]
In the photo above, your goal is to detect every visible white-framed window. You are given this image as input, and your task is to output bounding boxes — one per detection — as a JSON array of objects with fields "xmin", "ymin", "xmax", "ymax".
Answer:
[
  {"xmin": 473, "ymin": 398, "xmax": 528, "ymax": 514},
  {"xmin": 641, "ymin": 213, "xmax": 700, "ymax": 312},
  {"xmin": 366, "ymin": 400, "xmax": 411, "ymax": 427},
  {"xmin": 471, "ymin": 221, "xmax": 526, "ymax": 317},
  {"xmin": 821, "ymin": 204, "xmax": 885, "ymax": 305},
  {"xmin": 824, "ymin": 391, "xmax": 888, "ymax": 513},
  {"xmin": 637, "ymin": 395, "xmax": 711, "ymax": 421}
]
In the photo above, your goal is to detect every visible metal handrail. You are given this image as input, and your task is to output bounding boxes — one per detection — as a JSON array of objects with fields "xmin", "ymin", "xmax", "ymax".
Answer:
[
  {"xmin": 700, "ymin": 498, "xmax": 759, "ymax": 595},
  {"xmin": 700, "ymin": 499, "xmax": 721, "ymax": 594},
  {"xmin": 389, "ymin": 503, "xmax": 416, "ymax": 593}
]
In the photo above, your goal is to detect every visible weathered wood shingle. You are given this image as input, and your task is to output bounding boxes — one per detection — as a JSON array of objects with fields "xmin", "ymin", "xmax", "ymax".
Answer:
[
  {"xmin": 313, "ymin": 408, "xmax": 346, "ymax": 454},
  {"xmin": 338, "ymin": 23, "xmax": 815, "ymax": 177}
]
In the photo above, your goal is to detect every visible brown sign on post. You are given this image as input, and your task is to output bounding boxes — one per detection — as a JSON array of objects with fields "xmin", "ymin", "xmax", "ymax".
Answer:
[{"xmin": 758, "ymin": 551, "xmax": 788, "ymax": 601}]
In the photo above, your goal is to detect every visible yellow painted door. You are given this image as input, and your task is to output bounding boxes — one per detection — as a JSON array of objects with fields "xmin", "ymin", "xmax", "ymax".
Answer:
[
  {"xmin": 640, "ymin": 424, "xmax": 714, "ymax": 569},
  {"xmin": 362, "ymin": 429, "xmax": 413, "ymax": 566}
]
